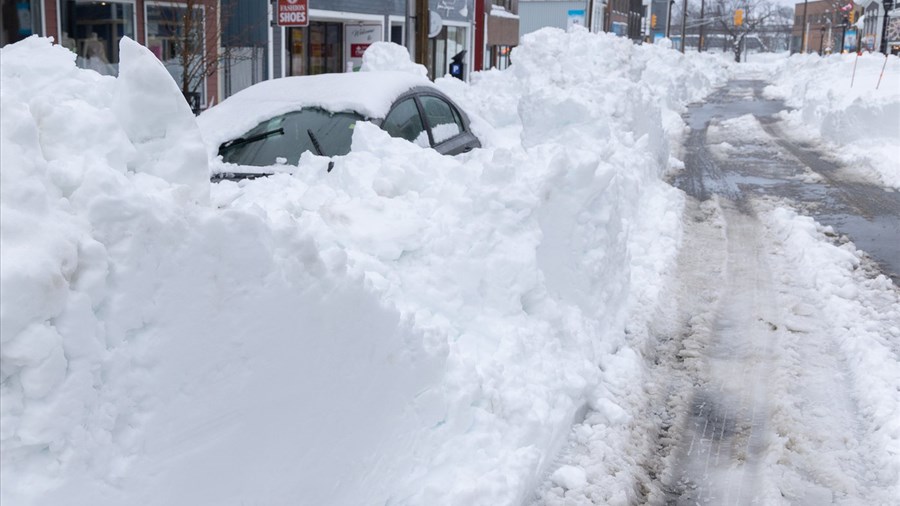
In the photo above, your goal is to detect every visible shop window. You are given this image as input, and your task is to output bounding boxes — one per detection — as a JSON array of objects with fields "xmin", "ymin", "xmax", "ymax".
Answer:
[
  {"xmin": 491, "ymin": 45, "xmax": 511, "ymax": 70},
  {"xmin": 390, "ymin": 24, "xmax": 403, "ymax": 45},
  {"xmin": 287, "ymin": 22, "xmax": 343, "ymax": 76},
  {"xmin": 60, "ymin": 0, "xmax": 135, "ymax": 76},
  {"xmin": 1, "ymin": 0, "xmax": 43, "ymax": 46},
  {"xmin": 145, "ymin": 3, "xmax": 206, "ymax": 105}
]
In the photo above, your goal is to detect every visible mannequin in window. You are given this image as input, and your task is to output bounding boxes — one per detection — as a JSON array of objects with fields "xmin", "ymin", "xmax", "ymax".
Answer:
[
  {"xmin": 60, "ymin": 31, "xmax": 77, "ymax": 52},
  {"xmin": 81, "ymin": 32, "xmax": 108, "ymax": 63},
  {"xmin": 81, "ymin": 32, "xmax": 113, "ymax": 75}
]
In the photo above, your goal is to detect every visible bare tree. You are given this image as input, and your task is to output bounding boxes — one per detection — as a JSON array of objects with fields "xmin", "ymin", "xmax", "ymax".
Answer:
[
  {"xmin": 709, "ymin": 0, "xmax": 778, "ymax": 62},
  {"xmin": 149, "ymin": 0, "xmax": 260, "ymax": 111}
]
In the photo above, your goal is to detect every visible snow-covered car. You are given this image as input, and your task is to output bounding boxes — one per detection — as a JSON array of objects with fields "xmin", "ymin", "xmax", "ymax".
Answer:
[{"xmin": 197, "ymin": 71, "xmax": 481, "ymax": 181}]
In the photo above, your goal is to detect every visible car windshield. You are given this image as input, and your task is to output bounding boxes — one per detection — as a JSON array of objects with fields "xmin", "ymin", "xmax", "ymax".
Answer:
[{"xmin": 219, "ymin": 108, "xmax": 365, "ymax": 167}]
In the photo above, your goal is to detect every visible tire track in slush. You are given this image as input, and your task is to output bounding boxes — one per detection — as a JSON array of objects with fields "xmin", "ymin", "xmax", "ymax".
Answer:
[
  {"xmin": 653, "ymin": 78, "xmax": 895, "ymax": 505},
  {"xmin": 662, "ymin": 202, "xmax": 780, "ymax": 506}
]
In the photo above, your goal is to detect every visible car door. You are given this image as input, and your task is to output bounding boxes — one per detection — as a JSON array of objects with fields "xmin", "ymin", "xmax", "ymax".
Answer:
[{"xmin": 415, "ymin": 93, "xmax": 480, "ymax": 155}]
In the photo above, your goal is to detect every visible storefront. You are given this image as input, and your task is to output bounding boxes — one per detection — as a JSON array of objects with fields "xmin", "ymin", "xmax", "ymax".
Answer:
[
  {"xmin": 282, "ymin": 4, "xmax": 405, "ymax": 77},
  {"xmin": 429, "ymin": 23, "xmax": 467, "ymax": 78},
  {"xmin": 58, "ymin": 0, "xmax": 136, "ymax": 75},
  {"xmin": 427, "ymin": 0, "xmax": 473, "ymax": 79}
]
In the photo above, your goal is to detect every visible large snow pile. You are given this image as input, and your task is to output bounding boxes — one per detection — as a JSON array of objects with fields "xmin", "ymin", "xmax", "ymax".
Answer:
[
  {"xmin": 763, "ymin": 53, "xmax": 900, "ymax": 188},
  {"xmin": 1, "ymin": 31, "xmax": 726, "ymax": 505}
]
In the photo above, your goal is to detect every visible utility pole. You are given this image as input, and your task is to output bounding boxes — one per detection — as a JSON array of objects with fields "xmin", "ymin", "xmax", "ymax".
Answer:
[
  {"xmin": 666, "ymin": 0, "xmax": 674, "ymax": 38},
  {"xmin": 414, "ymin": 0, "xmax": 429, "ymax": 66},
  {"xmin": 800, "ymin": 0, "xmax": 809, "ymax": 52},
  {"xmin": 698, "ymin": 0, "xmax": 706, "ymax": 51},
  {"xmin": 587, "ymin": 0, "xmax": 594, "ymax": 32},
  {"xmin": 680, "ymin": 0, "xmax": 688, "ymax": 52}
]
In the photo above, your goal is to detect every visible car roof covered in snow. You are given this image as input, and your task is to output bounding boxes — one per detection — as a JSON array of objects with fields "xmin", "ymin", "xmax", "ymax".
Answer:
[{"xmin": 197, "ymin": 71, "xmax": 434, "ymax": 155}]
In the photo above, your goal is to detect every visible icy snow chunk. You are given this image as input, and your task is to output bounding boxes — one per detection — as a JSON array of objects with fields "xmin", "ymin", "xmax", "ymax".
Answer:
[
  {"xmin": 360, "ymin": 41, "xmax": 427, "ymax": 77},
  {"xmin": 550, "ymin": 465, "xmax": 587, "ymax": 490},
  {"xmin": 112, "ymin": 37, "xmax": 209, "ymax": 204}
]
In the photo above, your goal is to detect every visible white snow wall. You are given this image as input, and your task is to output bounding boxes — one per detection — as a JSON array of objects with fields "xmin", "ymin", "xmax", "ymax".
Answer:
[{"xmin": 0, "ymin": 32, "xmax": 727, "ymax": 505}]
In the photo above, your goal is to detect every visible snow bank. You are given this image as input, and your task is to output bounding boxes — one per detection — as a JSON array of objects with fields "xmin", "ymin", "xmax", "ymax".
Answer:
[
  {"xmin": 763, "ymin": 53, "xmax": 900, "ymax": 188},
  {"xmin": 2, "ymin": 31, "xmax": 726, "ymax": 505},
  {"xmin": 761, "ymin": 207, "xmax": 900, "ymax": 499}
]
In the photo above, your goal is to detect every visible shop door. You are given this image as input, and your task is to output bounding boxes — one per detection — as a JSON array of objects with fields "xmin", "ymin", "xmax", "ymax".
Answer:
[{"xmin": 289, "ymin": 22, "xmax": 343, "ymax": 76}]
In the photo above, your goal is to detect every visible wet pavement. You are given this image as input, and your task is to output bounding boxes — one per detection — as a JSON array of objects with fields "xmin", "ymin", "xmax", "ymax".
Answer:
[{"xmin": 672, "ymin": 79, "xmax": 900, "ymax": 284}]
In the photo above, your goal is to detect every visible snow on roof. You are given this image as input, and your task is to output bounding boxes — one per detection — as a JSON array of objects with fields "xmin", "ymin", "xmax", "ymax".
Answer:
[
  {"xmin": 197, "ymin": 71, "xmax": 433, "ymax": 153},
  {"xmin": 490, "ymin": 5, "xmax": 520, "ymax": 19}
]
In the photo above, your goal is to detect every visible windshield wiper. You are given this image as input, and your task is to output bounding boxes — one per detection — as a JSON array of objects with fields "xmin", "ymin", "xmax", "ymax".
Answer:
[
  {"xmin": 220, "ymin": 127, "xmax": 284, "ymax": 151},
  {"xmin": 307, "ymin": 129, "xmax": 335, "ymax": 173}
]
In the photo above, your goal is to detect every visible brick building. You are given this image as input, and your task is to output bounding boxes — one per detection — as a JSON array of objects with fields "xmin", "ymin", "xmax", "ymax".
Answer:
[{"xmin": 791, "ymin": 0, "xmax": 864, "ymax": 53}]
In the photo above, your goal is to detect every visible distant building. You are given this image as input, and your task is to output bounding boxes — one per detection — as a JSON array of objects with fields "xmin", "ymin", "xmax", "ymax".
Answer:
[
  {"xmin": 791, "ymin": 0, "xmax": 864, "ymax": 53},
  {"xmin": 484, "ymin": 0, "xmax": 521, "ymax": 70},
  {"xmin": 861, "ymin": 0, "xmax": 900, "ymax": 54},
  {"xmin": 859, "ymin": 0, "xmax": 885, "ymax": 51},
  {"xmin": 518, "ymin": 0, "xmax": 644, "ymax": 41}
]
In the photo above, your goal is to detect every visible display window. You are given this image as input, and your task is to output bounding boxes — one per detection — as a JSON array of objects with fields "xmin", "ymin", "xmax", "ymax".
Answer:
[
  {"xmin": 1, "ymin": 0, "xmax": 43, "ymax": 46},
  {"xmin": 490, "ymin": 45, "xmax": 511, "ymax": 70},
  {"xmin": 145, "ymin": 2, "xmax": 206, "ymax": 106},
  {"xmin": 60, "ymin": 0, "xmax": 135, "ymax": 76},
  {"xmin": 287, "ymin": 22, "xmax": 343, "ymax": 76}
]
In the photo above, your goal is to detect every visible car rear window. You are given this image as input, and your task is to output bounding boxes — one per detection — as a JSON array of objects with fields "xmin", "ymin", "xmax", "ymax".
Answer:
[
  {"xmin": 219, "ymin": 108, "xmax": 364, "ymax": 167},
  {"xmin": 419, "ymin": 95, "xmax": 463, "ymax": 145}
]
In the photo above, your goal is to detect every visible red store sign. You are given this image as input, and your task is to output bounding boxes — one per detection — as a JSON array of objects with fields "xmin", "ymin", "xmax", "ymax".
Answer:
[{"xmin": 277, "ymin": 0, "xmax": 309, "ymax": 27}]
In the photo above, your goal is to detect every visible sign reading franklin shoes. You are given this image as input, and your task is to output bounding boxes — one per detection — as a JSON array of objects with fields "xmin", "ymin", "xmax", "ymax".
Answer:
[{"xmin": 277, "ymin": 0, "xmax": 309, "ymax": 27}]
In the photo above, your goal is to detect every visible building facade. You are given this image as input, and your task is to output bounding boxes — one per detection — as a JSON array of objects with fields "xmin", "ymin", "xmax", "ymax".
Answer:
[
  {"xmin": 486, "ymin": 0, "xmax": 520, "ymax": 69},
  {"xmin": 3, "ymin": 1, "xmax": 500, "ymax": 110},
  {"xmin": 791, "ymin": 0, "xmax": 864, "ymax": 53},
  {"xmin": 859, "ymin": 0, "xmax": 900, "ymax": 53},
  {"xmin": 17, "ymin": 0, "xmax": 222, "ymax": 109},
  {"xmin": 518, "ymin": 0, "xmax": 645, "ymax": 42}
]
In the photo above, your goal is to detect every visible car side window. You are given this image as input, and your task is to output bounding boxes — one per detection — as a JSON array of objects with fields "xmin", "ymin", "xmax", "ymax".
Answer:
[
  {"xmin": 382, "ymin": 98, "xmax": 429, "ymax": 147},
  {"xmin": 419, "ymin": 95, "xmax": 464, "ymax": 145}
]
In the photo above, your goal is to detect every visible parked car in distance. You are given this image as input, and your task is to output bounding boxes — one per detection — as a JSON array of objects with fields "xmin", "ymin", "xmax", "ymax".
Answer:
[{"xmin": 197, "ymin": 71, "xmax": 481, "ymax": 182}]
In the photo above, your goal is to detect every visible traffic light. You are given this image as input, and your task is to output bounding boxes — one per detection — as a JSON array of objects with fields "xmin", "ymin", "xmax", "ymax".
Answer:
[
  {"xmin": 848, "ymin": 10, "xmax": 855, "ymax": 23},
  {"xmin": 734, "ymin": 8, "xmax": 744, "ymax": 26},
  {"xmin": 651, "ymin": 13, "xmax": 658, "ymax": 28}
]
